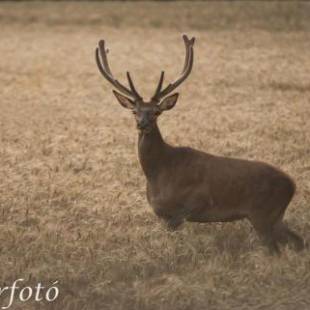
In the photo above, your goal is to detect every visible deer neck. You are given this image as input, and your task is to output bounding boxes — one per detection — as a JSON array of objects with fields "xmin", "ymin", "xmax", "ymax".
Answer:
[{"xmin": 138, "ymin": 122, "xmax": 168, "ymax": 180}]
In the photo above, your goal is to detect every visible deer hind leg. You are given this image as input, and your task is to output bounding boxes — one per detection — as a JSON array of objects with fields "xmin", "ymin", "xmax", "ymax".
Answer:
[
  {"xmin": 271, "ymin": 177, "xmax": 304, "ymax": 251},
  {"xmin": 248, "ymin": 197, "xmax": 287, "ymax": 255},
  {"xmin": 249, "ymin": 175, "xmax": 300, "ymax": 254},
  {"xmin": 274, "ymin": 221, "xmax": 304, "ymax": 251},
  {"xmin": 250, "ymin": 220, "xmax": 281, "ymax": 255}
]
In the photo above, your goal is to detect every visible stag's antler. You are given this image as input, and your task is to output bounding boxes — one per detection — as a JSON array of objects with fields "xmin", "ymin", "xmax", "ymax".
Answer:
[
  {"xmin": 151, "ymin": 34, "xmax": 195, "ymax": 102},
  {"xmin": 95, "ymin": 40, "xmax": 143, "ymax": 101},
  {"xmin": 96, "ymin": 35, "xmax": 194, "ymax": 102}
]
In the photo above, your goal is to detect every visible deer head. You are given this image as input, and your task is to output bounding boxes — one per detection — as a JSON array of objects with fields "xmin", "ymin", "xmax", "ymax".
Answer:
[{"xmin": 95, "ymin": 35, "xmax": 195, "ymax": 133}]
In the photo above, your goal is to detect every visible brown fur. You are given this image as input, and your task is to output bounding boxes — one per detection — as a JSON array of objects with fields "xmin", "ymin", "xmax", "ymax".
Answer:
[
  {"xmin": 96, "ymin": 35, "xmax": 304, "ymax": 254},
  {"xmin": 138, "ymin": 120, "xmax": 303, "ymax": 254}
]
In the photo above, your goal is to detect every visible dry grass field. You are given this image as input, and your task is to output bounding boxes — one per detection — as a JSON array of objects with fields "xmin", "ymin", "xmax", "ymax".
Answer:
[{"xmin": 1, "ymin": 1, "xmax": 310, "ymax": 309}]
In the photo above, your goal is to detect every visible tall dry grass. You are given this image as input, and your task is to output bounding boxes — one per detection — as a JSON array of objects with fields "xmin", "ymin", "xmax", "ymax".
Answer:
[{"xmin": 0, "ymin": 2, "xmax": 310, "ymax": 310}]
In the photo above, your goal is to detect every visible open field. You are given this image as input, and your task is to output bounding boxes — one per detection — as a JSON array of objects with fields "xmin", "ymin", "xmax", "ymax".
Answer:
[{"xmin": 0, "ymin": 1, "xmax": 310, "ymax": 309}]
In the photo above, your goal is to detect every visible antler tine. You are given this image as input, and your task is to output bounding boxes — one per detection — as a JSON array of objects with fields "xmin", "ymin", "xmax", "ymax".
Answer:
[
  {"xmin": 126, "ymin": 72, "xmax": 142, "ymax": 100},
  {"xmin": 151, "ymin": 71, "xmax": 165, "ymax": 102},
  {"xmin": 96, "ymin": 47, "xmax": 133, "ymax": 97},
  {"xmin": 96, "ymin": 40, "xmax": 142, "ymax": 100},
  {"xmin": 164, "ymin": 45, "xmax": 194, "ymax": 95},
  {"xmin": 181, "ymin": 34, "xmax": 193, "ymax": 73},
  {"xmin": 154, "ymin": 34, "xmax": 195, "ymax": 100},
  {"xmin": 98, "ymin": 40, "xmax": 113, "ymax": 76}
]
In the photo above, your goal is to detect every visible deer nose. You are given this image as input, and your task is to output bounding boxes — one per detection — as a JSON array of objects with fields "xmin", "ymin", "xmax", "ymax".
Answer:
[
  {"xmin": 138, "ymin": 119, "xmax": 149, "ymax": 129},
  {"xmin": 138, "ymin": 120, "xmax": 147, "ymax": 129}
]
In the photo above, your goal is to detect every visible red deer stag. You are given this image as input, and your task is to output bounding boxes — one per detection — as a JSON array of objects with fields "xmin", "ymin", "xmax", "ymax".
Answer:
[{"xmin": 95, "ymin": 35, "xmax": 304, "ymax": 254}]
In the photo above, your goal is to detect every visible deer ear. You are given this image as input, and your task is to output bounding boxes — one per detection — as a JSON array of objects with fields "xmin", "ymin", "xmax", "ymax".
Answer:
[
  {"xmin": 113, "ymin": 90, "xmax": 135, "ymax": 110},
  {"xmin": 159, "ymin": 93, "xmax": 179, "ymax": 111}
]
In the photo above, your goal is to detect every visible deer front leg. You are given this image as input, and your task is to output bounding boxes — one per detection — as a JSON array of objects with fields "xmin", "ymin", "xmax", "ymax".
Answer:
[
  {"xmin": 153, "ymin": 204, "xmax": 187, "ymax": 231},
  {"xmin": 165, "ymin": 215, "xmax": 185, "ymax": 231}
]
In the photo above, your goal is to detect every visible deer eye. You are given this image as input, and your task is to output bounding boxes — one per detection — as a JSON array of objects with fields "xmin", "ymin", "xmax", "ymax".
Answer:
[{"xmin": 132, "ymin": 110, "xmax": 137, "ymax": 115}]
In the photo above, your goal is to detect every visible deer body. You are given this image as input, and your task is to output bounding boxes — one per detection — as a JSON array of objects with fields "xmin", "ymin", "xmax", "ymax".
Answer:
[
  {"xmin": 95, "ymin": 34, "xmax": 304, "ymax": 254},
  {"xmin": 139, "ymin": 121, "xmax": 294, "ymax": 229}
]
